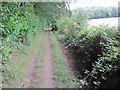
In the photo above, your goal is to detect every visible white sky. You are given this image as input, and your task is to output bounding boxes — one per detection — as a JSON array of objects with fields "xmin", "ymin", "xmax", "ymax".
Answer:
[{"xmin": 70, "ymin": 0, "xmax": 120, "ymax": 9}]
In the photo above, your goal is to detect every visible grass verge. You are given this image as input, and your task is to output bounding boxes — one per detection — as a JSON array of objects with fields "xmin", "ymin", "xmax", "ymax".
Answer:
[{"xmin": 50, "ymin": 32, "xmax": 76, "ymax": 88}]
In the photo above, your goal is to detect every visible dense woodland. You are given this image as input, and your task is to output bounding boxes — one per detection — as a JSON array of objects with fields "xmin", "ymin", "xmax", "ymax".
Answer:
[{"xmin": 1, "ymin": 2, "xmax": 120, "ymax": 89}]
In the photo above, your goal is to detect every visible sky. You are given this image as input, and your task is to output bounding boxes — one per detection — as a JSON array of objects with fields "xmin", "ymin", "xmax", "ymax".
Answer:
[{"xmin": 70, "ymin": 0, "xmax": 120, "ymax": 9}]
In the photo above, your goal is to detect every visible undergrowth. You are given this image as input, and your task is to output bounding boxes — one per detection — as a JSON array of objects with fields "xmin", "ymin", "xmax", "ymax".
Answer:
[
  {"xmin": 56, "ymin": 13, "xmax": 120, "ymax": 88},
  {"xmin": 1, "ymin": 2, "xmax": 42, "ymax": 83}
]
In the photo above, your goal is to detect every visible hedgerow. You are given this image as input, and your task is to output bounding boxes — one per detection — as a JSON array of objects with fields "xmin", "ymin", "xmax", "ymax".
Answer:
[
  {"xmin": 1, "ymin": 2, "xmax": 41, "ymax": 82},
  {"xmin": 57, "ymin": 13, "xmax": 120, "ymax": 88}
]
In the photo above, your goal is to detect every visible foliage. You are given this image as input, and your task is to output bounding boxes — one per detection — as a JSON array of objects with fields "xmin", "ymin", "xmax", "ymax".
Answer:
[
  {"xmin": 57, "ymin": 10, "xmax": 88, "ymax": 39},
  {"xmin": 57, "ymin": 9, "xmax": 120, "ymax": 88},
  {"xmin": 77, "ymin": 26, "xmax": 120, "ymax": 88},
  {"xmin": 73, "ymin": 7, "xmax": 118, "ymax": 19},
  {"xmin": 1, "ymin": 2, "xmax": 41, "ymax": 82},
  {"xmin": 34, "ymin": 2, "xmax": 70, "ymax": 30}
]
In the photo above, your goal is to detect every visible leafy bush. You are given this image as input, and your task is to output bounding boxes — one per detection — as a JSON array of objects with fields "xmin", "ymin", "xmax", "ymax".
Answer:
[
  {"xmin": 57, "ymin": 11, "xmax": 120, "ymax": 88},
  {"xmin": 1, "ymin": 2, "xmax": 41, "ymax": 82},
  {"xmin": 57, "ymin": 10, "xmax": 88, "ymax": 41},
  {"xmin": 76, "ymin": 26, "xmax": 120, "ymax": 88}
]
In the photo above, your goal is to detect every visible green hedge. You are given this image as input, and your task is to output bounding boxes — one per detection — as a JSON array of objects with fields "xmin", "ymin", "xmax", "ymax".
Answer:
[
  {"xmin": 1, "ymin": 2, "xmax": 42, "ymax": 82},
  {"xmin": 57, "ymin": 14, "xmax": 120, "ymax": 88}
]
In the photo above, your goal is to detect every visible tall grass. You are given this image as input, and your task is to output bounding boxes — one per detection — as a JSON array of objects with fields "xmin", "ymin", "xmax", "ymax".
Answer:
[{"xmin": 50, "ymin": 32, "xmax": 76, "ymax": 88}]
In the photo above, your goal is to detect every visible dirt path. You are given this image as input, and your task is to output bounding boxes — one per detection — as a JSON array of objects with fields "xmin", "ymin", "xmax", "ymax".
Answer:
[
  {"xmin": 19, "ymin": 31, "xmax": 54, "ymax": 88},
  {"xmin": 4, "ymin": 31, "xmax": 76, "ymax": 88},
  {"xmin": 41, "ymin": 31, "xmax": 55, "ymax": 88},
  {"xmin": 19, "ymin": 31, "xmax": 74, "ymax": 88}
]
